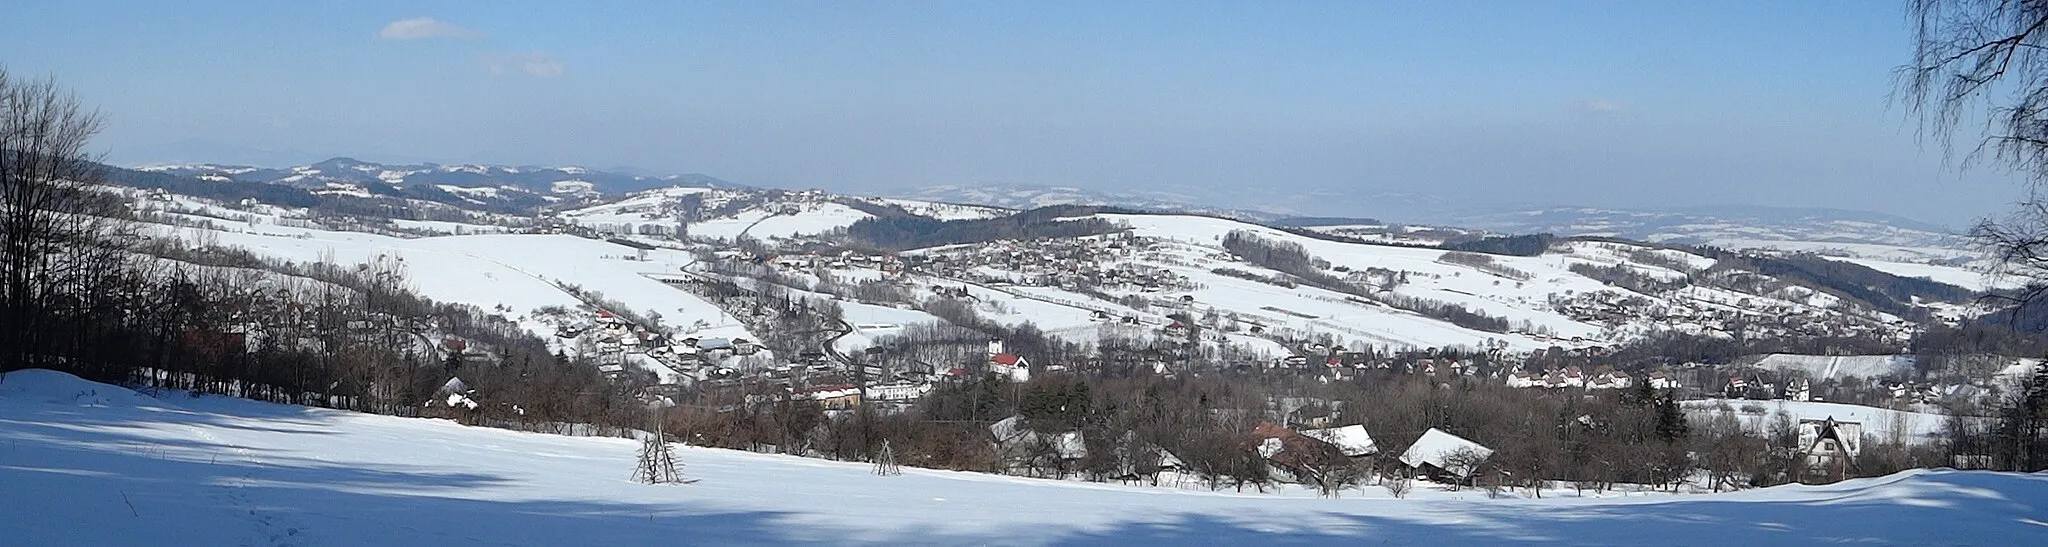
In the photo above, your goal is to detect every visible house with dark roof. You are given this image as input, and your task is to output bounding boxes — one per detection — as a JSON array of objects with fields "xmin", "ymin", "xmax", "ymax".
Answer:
[{"xmin": 1798, "ymin": 417, "xmax": 1862, "ymax": 478}]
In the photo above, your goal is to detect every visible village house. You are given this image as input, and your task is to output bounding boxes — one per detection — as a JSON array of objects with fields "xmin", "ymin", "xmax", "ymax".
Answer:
[
  {"xmin": 865, "ymin": 380, "xmax": 932, "ymax": 403},
  {"xmin": 990, "ymin": 353, "xmax": 1031, "ymax": 382},
  {"xmin": 1287, "ymin": 404, "xmax": 1341, "ymax": 429},
  {"xmin": 1250, "ymin": 422, "xmax": 1347, "ymax": 483},
  {"xmin": 421, "ymin": 377, "xmax": 480, "ymax": 423},
  {"xmin": 1798, "ymin": 417, "xmax": 1863, "ymax": 479},
  {"xmin": 793, "ymin": 384, "xmax": 862, "ymax": 410},
  {"xmin": 1398, "ymin": 428, "xmax": 1494, "ymax": 482},
  {"xmin": 1506, "ymin": 370, "xmax": 1546, "ymax": 389},
  {"xmin": 1585, "ymin": 370, "xmax": 1632, "ymax": 390},
  {"xmin": 1648, "ymin": 371, "xmax": 1681, "ymax": 390},
  {"xmin": 1299, "ymin": 424, "xmax": 1379, "ymax": 461},
  {"xmin": 988, "ymin": 416, "xmax": 1087, "ymax": 474}
]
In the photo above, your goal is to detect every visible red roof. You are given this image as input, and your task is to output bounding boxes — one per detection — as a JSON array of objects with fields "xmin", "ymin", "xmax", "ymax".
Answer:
[{"xmin": 991, "ymin": 353, "xmax": 1025, "ymax": 366}]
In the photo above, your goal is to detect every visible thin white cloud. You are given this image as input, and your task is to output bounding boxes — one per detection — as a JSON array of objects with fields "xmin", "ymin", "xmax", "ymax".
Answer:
[
  {"xmin": 379, "ymin": 17, "xmax": 481, "ymax": 40},
  {"xmin": 483, "ymin": 52, "xmax": 565, "ymax": 78}
]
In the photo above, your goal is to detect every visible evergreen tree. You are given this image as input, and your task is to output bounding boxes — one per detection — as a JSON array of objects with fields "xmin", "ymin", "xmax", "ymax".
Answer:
[{"xmin": 1655, "ymin": 392, "xmax": 1690, "ymax": 444}]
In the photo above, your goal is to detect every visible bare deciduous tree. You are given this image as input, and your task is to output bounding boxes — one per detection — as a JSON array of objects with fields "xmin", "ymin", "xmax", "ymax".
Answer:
[
  {"xmin": 0, "ymin": 66, "xmax": 128, "ymax": 377},
  {"xmin": 1901, "ymin": 0, "xmax": 2048, "ymax": 472}
]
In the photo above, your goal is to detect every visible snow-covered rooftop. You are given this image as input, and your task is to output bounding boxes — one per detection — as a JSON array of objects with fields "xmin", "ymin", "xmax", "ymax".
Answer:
[{"xmin": 1398, "ymin": 428, "xmax": 1493, "ymax": 477}]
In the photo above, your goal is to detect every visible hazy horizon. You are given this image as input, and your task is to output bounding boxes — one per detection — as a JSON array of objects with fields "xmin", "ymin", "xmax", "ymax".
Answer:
[{"xmin": 1, "ymin": 1, "xmax": 2024, "ymax": 225}]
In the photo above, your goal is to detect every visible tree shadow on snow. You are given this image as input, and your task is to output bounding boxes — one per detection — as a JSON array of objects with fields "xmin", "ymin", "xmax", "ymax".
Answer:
[
  {"xmin": 8, "ymin": 394, "xmax": 2048, "ymax": 546},
  {"xmin": 1037, "ymin": 472, "xmax": 2048, "ymax": 546}
]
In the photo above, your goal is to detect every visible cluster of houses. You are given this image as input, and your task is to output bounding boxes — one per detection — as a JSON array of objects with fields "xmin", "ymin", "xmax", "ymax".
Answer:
[
  {"xmin": 983, "ymin": 400, "xmax": 1502, "ymax": 486},
  {"xmin": 1715, "ymin": 366, "xmax": 1992, "ymax": 407},
  {"xmin": 557, "ymin": 310, "xmax": 761, "ymax": 379},
  {"xmin": 1504, "ymin": 366, "xmax": 1679, "ymax": 391},
  {"xmin": 762, "ymin": 250, "xmax": 905, "ymax": 276},
  {"xmin": 1548, "ymin": 285, "xmax": 1912, "ymax": 343},
  {"xmin": 901, "ymin": 235, "xmax": 1196, "ymax": 294}
]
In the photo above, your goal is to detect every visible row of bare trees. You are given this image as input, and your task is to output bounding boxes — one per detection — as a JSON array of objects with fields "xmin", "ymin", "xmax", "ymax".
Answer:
[{"xmin": 655, "ymin": 363, "xmax": 1949, "ymax": 494}]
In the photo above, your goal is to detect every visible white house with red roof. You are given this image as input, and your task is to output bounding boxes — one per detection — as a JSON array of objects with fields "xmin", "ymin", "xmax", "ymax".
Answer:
[{"xmin": 991, "ymin": 353, "xmax": 1031, "ymax": 382}]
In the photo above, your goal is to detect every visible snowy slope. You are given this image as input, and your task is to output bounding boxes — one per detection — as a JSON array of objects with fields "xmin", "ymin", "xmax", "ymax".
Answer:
[
  {"xmin": 878, "ymin": 211, "xmax": 1938, "ymax": 353},
  {"xmin": 163, "ymin": 223, "xmax": 744, "ymax": 338},
  {"xmin": 129, "ymin": 197, "xmax": 760, "ymax": 380},
  {"xmin": 868, "ymin": 197, "xmax": 1013, "ymax": 220},
  {"xmin": 1828, "ymin": 256, "xmax": 2009, "ymax": 291},
  {"xmin": 557, "ymin": 186, "xmax": 712, "ymax": 228},
  {"xmin": 1752, "ymin": 354, "xmax": 1916, "ymax": 381},
  {"xmin": 689, "ymin": 202, "xmax": 872, "ymax": 241},
  {"xmin": 1093, "ymin": 214, "xmax": 1678, "ymax": 350},
  {"xmin": 1685, "ymin": 399, "xmax": 1953, "ymax": 444},
  {"xmin": 558, "ymin": 188, "xmax": 874, "ymax": 242},
  {"xmin": 6, "ymin": 369, "xmax": 2048, "ymax": 546}
]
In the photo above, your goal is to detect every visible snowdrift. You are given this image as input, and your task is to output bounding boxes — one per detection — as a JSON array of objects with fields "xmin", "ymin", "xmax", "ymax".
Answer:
[
  {"xmin": 5, "ymin": 369, "xmax": 2047, "ymax": 546},
  {"xmin": 0, "ymin": 369, "xmax": 166, "ymax": 409}
]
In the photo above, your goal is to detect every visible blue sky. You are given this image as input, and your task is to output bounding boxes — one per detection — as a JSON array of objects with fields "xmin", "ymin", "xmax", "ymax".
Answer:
[{"xmin": 0, "ymin": 1, "xmax": 2018, "ymax": 225}]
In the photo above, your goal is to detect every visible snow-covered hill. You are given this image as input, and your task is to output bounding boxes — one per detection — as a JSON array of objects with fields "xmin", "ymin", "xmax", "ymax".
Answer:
[
  {"xmin": 121, "ymin": 178, "xmax": 1991, "ymax": 364},
  {"xmin": 123, "ymin": 190, "xmax": 759, "ymax": 381},
  {"xmin": 555, "ymin": 187, "xmax": 879, "ymax": 242},
  {"xmin": 885, "ymin": 210, "xmax": 1944, "ymax": 354},
  {"xmin": 5, "ymin": 369, "xmax": 2045, "ymax": 546}
]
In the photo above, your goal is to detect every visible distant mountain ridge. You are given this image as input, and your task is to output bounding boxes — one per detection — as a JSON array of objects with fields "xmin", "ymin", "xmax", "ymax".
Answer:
[
  {"xmin": 887, "ymin": 184, "xmax": 1291, "ymax": 222},
  {"xmin": 1451, "ymin": 205, "xmax": 1964, "ymax": 248},
  {"xmin": 125, "ymin": 158, "xmax": 1966, "ymax": 250},
  {"xmin": 898, "ymin": 183, "xmax": 1964, "ymax": 250},
  {"xmin": 137, "ymin": 157, "xmax": 738, "ymax": 197}
]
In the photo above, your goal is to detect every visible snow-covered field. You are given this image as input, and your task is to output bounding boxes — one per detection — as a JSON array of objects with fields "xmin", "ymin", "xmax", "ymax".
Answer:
[
  {"xmin": 1753, "ymin": 353, "xmax": 1916, "ymax": 381},
  {"xmin": 689, "ymin": 202, "xmax": 872, "ymax": 241},
  {"xmin": 1684, "ymin": 399, "xmax": 1953, "ymax": 445},
  {"xmin": 869, "ymin": 197, "xmax": 1012, "ymax": 220},
  {"xmin": 7, "ymin": 369, "xmax": 2047, "ymax": 546},
  {"xmin": 1830, "ymin": 256, "xmax": 2008, "ymax": 291}
]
